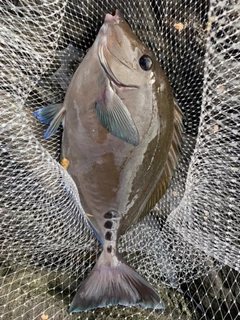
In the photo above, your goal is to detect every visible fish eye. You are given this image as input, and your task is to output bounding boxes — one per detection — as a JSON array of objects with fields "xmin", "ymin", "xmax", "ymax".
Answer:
[{"xmin": 139, "ymin": 55, "xmax": 153, "ymax": 71}]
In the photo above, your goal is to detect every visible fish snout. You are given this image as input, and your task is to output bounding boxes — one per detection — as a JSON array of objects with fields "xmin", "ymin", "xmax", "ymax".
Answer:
[{"xmin": 104, "ymin": 10, "xmax": 123, "ymax": 24}]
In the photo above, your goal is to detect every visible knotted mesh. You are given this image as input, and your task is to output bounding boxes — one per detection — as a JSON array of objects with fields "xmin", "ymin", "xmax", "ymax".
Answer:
[{"xmin": 0, "ymin": 1, "xmax": 239, "ymax": 319}]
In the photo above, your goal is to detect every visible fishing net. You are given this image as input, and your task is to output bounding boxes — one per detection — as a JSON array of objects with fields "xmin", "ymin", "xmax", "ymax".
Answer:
[{"xmin": 0, "ymin": 0, "xmax": 239, "ymax": 319}]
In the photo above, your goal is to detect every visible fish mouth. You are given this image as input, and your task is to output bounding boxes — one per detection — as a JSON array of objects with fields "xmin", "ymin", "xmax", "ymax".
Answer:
[{"xmin": 104, "ymin": 10, "xmax": 123, "ymax": 24}]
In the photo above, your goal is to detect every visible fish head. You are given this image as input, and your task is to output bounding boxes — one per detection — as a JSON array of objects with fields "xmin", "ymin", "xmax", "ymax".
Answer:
[
  {"xmin": 95, "ymin": 9, "xmax": 173, "ymax": 146},
  {"xmin": 97, "ymin": 10, "xmax": 158, "ymax": 89}
]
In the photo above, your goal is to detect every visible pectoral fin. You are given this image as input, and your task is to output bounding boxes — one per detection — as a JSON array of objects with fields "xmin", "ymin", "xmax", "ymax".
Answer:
[{"xmin": 95, "ymin": 82, "xmax": 139, "ymax": 146}]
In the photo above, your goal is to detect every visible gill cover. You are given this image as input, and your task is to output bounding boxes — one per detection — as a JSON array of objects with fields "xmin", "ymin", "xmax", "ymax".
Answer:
[{"xmin": 96, "ymin": 37, "xmax": 140, "ymax": 146}]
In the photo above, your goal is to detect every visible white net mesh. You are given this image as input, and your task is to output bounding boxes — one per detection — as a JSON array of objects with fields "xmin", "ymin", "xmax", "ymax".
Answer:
[{"xmin": 0, "ymin": 0, "xmax": 239, "ymax": 319}]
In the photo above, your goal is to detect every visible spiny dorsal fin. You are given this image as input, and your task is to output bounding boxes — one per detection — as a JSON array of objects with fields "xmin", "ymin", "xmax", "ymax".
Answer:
[{"xmin": 141, "ymin": 100, "xmax": 183, "ymax": 217}]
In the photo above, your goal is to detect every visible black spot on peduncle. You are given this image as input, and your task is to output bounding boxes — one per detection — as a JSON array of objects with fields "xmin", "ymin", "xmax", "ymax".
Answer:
[
  {"xmin": 104, "ymin": 220, "xmax": 113, "ymax": 229},
  {"xmin": 104, "ymin": 211, "xmax": 113, "ymax": 219},
  {"xmin": 107, "ymin": 245, "xmax": 112, "ymax": 253},
  {"xmin": 105, "ymin": 231, "xmax": 112, "ymax": 241},
  {"xmin": 103, "ymin": 210, "xmax": 119, "ymax": 219}
]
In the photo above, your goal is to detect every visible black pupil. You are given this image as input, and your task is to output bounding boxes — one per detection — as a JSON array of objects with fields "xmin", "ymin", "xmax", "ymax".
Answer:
[{"xmin": 139, "ymin": 55, "xmax": 152, "ymax": 71}]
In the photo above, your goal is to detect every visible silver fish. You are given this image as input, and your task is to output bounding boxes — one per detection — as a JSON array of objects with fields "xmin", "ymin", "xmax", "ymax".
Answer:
[{"xmin": 34, "ymin": 9, "xmax": 182, "ymax": 313}]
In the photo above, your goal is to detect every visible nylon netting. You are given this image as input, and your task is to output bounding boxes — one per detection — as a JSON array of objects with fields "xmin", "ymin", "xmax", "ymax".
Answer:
[{"xmin": 0, "ymin": 0, "xmax": 239, "ymax": 319}]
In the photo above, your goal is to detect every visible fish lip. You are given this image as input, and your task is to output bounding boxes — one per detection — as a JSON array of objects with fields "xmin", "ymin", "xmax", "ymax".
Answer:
[{"xmin": 104, "ymin": 10, "xmax": 123, "ymax": 24}]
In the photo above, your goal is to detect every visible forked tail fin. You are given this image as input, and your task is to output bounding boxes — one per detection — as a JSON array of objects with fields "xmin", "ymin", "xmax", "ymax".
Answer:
[{"xmin": 69, "ymin": 250, "xmax": 165, "ymax": 313}]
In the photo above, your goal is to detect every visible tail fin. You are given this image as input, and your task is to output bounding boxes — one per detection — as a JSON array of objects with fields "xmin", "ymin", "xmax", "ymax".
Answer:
[{"xmin": 69, "ymin": 250, "xmax": 165, "ymax": 313}]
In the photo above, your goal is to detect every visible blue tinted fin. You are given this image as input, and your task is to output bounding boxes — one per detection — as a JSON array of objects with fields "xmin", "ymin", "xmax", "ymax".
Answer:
[
  {"xmin": 69, "ymin": 249, "xmax": 164, "ymax": 313},
  {"xmin": 95, "ymin": 82, "xmax": 139, "ymax": 146},
  {"xmin": 44, "ymin": 105, "xmax": 66, "ymax": 139},
  {"xmin": 33, "ymin": 103, "xmax": 65, "ymax": 139},
  {"xmin": 33, "ymin": 103, "xmax": 63, "ymax": 125}
]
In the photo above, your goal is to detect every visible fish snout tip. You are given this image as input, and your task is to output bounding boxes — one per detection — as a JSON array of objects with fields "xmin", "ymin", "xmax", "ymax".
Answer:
[
  {"xmin": 104, "ymin": 10, "xmax": 123, "ymax": 24},
  {"xmin": 104, "ymin": 13, "xmax": 114, "ymax": 24}
]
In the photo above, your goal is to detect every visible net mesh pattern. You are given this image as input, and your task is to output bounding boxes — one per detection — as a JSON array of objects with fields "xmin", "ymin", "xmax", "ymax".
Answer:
[{"xmin": 0, "ymin": 0, "xmax": 239, "ymax": 319}]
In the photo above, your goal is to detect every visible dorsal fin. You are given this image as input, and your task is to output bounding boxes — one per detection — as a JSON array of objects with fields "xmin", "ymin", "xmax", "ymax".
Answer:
[{"xmin": 140, "ymin": 100, "xmax": 183, "ymax": 218}]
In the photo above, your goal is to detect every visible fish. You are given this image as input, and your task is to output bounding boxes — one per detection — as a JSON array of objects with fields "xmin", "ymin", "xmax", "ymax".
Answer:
[{"xmin": 34, "ymin": 9, "xmax": 182, "ymax": 313}]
